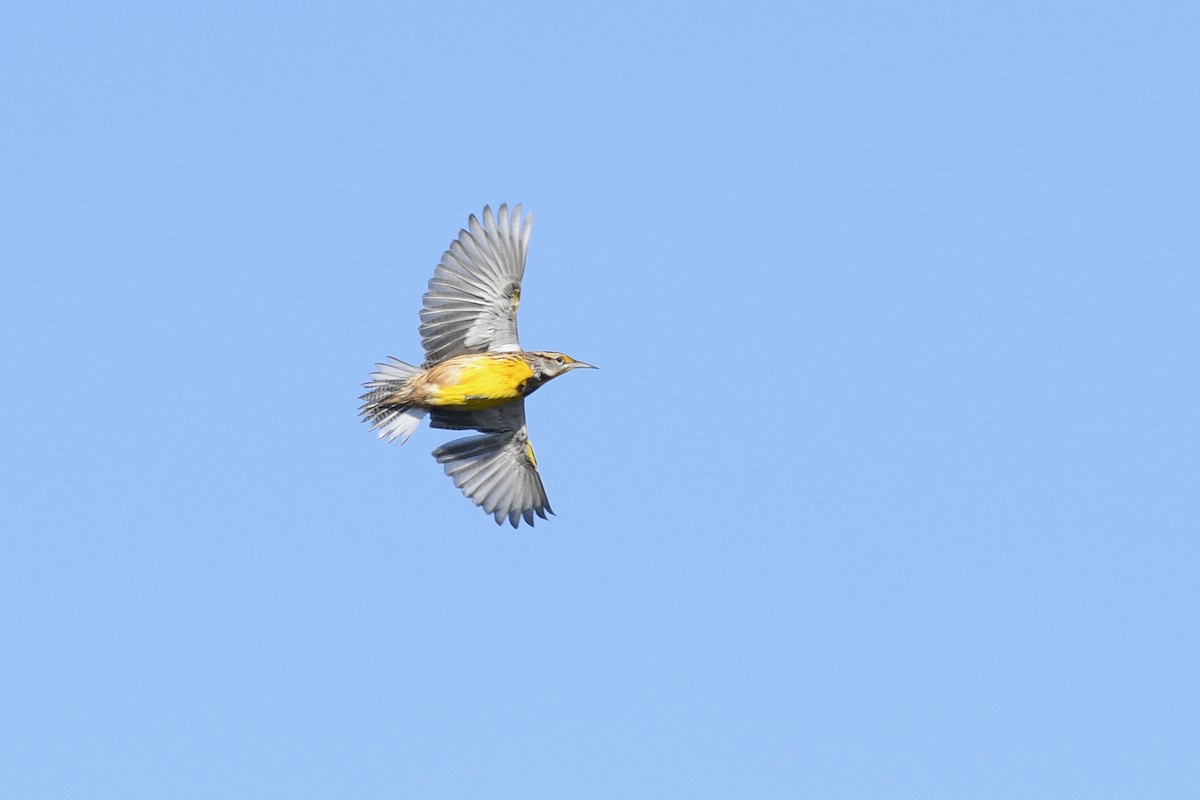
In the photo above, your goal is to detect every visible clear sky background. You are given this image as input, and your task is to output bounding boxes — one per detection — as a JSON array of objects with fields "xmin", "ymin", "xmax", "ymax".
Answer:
[{"xmin": 2, "ymin": 2, "xmax": 1197, "ymax": 797}]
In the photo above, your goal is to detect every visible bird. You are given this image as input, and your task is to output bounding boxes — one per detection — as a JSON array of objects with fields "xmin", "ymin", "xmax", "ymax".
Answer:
[{"xmin": 359, "ymin": 204, "xmax": 595, "ymax": 527}]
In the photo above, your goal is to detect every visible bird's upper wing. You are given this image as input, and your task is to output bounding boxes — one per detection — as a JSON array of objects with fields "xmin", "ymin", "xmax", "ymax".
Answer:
[
  {"xmin": 419, "ymin": 204, "xmax": 532, "ymax": 364},
  {"xmin": 431, "ymin": 400, "xmax": 553, "ymax": 528}
]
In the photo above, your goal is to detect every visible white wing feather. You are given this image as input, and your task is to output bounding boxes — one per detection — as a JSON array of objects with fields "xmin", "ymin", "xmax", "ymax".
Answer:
[
  {"xmin": 431, "ymin": 400, "xmax": 553, "ymax": 527},
  {"xmin": 419, "ymin": 204, "xmax": 532, "ymax": 364}
]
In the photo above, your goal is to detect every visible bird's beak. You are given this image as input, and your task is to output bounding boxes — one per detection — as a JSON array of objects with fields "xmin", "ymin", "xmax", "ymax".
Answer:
[{"xmin": 570, "ymin": 359, "xmax": 598, "ymax": 370}]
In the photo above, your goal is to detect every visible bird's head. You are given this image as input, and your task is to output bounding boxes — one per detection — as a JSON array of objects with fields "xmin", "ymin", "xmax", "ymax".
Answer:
[{"xmin": 530, "ymin": 351, "xmax": 597, "ymax": 380}]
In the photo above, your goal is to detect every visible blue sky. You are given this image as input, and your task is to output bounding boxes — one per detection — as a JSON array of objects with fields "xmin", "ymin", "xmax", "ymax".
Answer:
[{"xmin": 2, "ymin": 2, "xmax": 1197, "ymax": 797}]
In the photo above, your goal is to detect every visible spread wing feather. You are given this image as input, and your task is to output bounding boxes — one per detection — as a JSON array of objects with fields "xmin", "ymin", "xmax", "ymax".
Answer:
[
  {"xmin": 419, "ymin": 204, "xmax": 532, "ymax": 364},
  {"xmin": 431, "ymin": 400, "xmax": 553, "ymax": 528}
]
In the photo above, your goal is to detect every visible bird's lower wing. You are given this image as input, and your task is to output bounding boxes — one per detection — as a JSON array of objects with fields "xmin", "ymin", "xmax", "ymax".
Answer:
[
  {"xmin": 432, "ymin": 404, "xmax": 552, "ymax": 527},
  {"xmin": 428, "ymin": 406, "xmax": 510, "ymax": 433}
]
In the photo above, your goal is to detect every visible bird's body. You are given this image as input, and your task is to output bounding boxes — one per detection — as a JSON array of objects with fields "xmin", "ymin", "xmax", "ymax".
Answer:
[
  {"xmin": 362, "ymin": 350, "xmax": 581, "ymax": 411},
  {"xmin": 360, "ymin": 205, "xmax": 593, "ymax": 527},
  {"xmin": 423, "ymin": 353, "xmax": 537, "ymax": 409}
]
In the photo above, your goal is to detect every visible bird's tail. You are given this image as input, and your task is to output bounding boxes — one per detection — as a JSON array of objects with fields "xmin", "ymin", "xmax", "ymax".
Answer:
[{"xmin": 360, "ymin": 357, "xmax": 428, "ymax": 444}]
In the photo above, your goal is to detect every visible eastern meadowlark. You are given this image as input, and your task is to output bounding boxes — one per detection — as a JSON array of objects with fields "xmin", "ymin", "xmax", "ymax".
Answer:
[{"xmin": 360, "ymin": 204, "xmax": 594, "ymax": 527}]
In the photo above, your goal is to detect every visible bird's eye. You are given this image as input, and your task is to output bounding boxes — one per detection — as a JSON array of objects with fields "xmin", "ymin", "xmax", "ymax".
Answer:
[{"xmin": 554, "ymin": 355, "xmax": 565, "ymax": 364}]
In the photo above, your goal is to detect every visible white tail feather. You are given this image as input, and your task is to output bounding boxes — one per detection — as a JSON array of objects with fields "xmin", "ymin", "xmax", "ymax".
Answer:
[
  {"xmin": 360, "ymin": 357, "xmax": 426, "ymax": 445},
  {"xmin": 374, "ymin": 406, "xmax": 427, "ymax": 444}
]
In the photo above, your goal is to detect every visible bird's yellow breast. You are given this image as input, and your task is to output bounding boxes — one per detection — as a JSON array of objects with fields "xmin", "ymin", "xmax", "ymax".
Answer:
[{"xmin": 425, "ymin": 354, "xmax": 535, "ymax": 409}]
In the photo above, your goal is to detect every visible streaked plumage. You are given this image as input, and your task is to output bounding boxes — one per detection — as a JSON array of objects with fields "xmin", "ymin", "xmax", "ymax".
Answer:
[{"xmin": 360, "ymin": 204, "xmax": 594, "ymax": 527}]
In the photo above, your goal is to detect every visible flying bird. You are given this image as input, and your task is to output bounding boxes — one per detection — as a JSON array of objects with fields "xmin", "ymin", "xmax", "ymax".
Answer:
[{"xmin": 360, "ymin": 204, "xmax": 594, "ymax": 527}]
